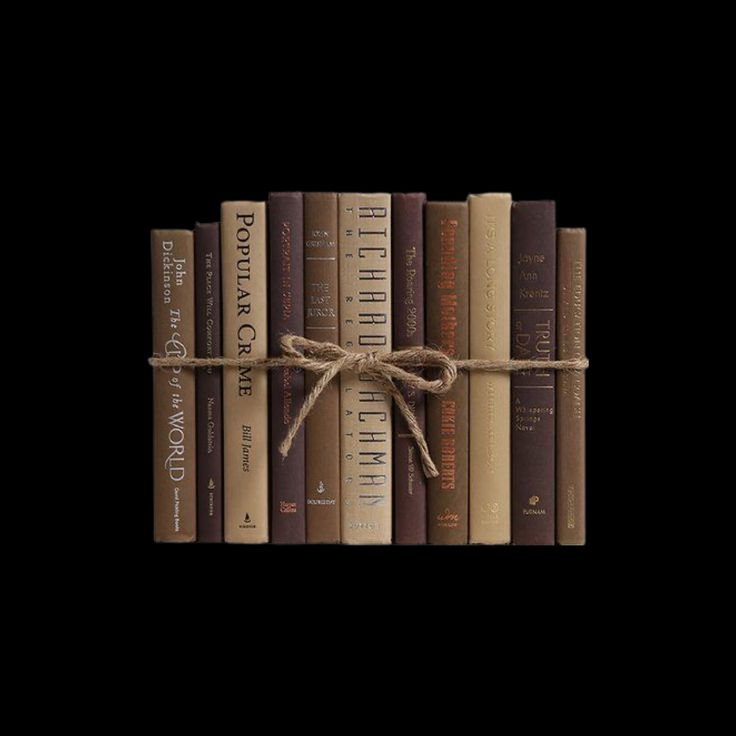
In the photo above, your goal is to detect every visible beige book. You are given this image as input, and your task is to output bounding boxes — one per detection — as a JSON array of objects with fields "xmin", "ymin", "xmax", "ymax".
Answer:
[
  {"xmin": 339, "ymin": 193, "xmax": 392, "ymax": 544},
  {"xmin": 152, "ymin": 229, "xmax": 196, "ymax": 542},
  {"xmin": 468, "ymin": 194, "xmax": 511, "ymax": 544},
  {"xmin": 221, "ymin": 202, "xmax": 269, "ymax": 543}
]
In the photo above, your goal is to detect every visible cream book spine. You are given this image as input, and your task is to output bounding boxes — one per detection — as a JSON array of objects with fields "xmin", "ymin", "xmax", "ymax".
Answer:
[
  {"xmin": 339, "ymin": 193, "xmax": 392, "ymax": 544},
  {"xmin": 221, "ymin": 202, "xmax": 269, "ymax": 543},
  {"xmin": 468, "ymin": 193, "xmax": 511, "ymax": 544}
]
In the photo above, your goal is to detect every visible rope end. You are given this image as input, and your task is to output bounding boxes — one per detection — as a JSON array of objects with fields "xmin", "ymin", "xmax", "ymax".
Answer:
[{"xmin": 423, "ymin": 459, "xmax": 439, "ymax": 478}]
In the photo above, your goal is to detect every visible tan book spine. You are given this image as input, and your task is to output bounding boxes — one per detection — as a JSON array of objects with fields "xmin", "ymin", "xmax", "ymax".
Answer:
[
  {"xmin": 468, "ymin": 194, "xmax": 511, "ymax": 544},
  {"xmin": 152, "ymin": 229, "xmax": 197, "ymax": 542},
  {"xmin": 304, "ymin": 193, "xmax": 341, "ymax": 543},
  {"xmin": 556, "ymin": 228, "xmax": 586, "ymax": 545},
  {"xmin": 221, "ymin": 202, "xmax": 269, "ymax": 543},
  {"xmin": 339, "ymin": 193, "xmax": 392, "ymax": 544}
]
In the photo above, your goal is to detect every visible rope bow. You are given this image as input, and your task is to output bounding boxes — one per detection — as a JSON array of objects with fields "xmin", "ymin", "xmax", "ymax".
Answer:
[{"xmin": 278, "ymin": 335, "xmax": 457, "ymax": 478}]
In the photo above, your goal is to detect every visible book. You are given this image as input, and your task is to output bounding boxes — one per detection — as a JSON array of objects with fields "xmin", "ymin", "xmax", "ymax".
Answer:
[
  {"xmin": 339, "ymin": 193, "xmax": 392, "ymax": 544},
  {"xmin": 194, "ymin": 222, "xmax": 223, "ymax": 543},
  {"xmin": 269, "ymin": 192, "xmax": 306, "ymax": 544},
  {"xmin": 221, "ymin": 202, "xmax": 269, "ymax": 543},
  {"xmin": 392, "ymin": 193, "xmax": 427, "ymax": 545},
  {"xmin": 468, "ymin": 194, "xmax": 511, "ymax": 544},
  {"xmin": 304, "ymin": 192, "xmax": 341, "ymax": 543},
  {"xmin": 425, "ymin": 202, "xmax": 469, "ymax": 545},
  {"xmin": 511, "ymin": 201, "xmax": 556, "ymax": 545},
  {"xmin": 151, "ymin": 229, "xmax": 197, "ymax": 542},
  {"xmin": 556, "ymin": 228, "xmax": 586, "ymax": 545}
]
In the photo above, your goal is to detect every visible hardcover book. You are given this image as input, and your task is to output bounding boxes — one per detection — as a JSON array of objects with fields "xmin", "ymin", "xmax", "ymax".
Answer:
[
  {"xmin": 221, "ymin": 202, "xmax": 269, "ymax": 543},
  {"xmin": 556, "ymin": 228, "xmax": 586, "ymax": 545},
  {"xmin": 392, "ymin": 193, "xmax": 427, "ymax": 545},
  {"xmin": 304, "ymin": 192, "xmax": 341, "ymax": 543},
  {"xmin": 468, "ymin": 194, "xmax": 511, "ymax": 544},
  {"xmin": 425, "ymin": 202, "xmax": 469, "ymax": 545},
  {"xmin": 511, "ymin": 201, "xmax": 556, "ymax": 545},
  {"xmin": 339, "ymin": 193, "xmax": 392, "ymax": 544},
  {"xmin": 269, "ymin": 192, "xmax": 306, "ymax": 544},
  {"xmin": 195, "ymin": 222, "xmax": 223, "ymax": 543},
  {"xmin": 151, "ymin": 229, "xmax": 197, "ymax": 542}
]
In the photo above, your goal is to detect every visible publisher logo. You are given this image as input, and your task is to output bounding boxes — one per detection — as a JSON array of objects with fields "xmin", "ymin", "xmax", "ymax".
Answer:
[
  {"xmin": 480, "ymin": 501, "xmax": 500, "ymax": 525},
  {"xmin": 238, "ymin": 512, "xmax": 256, "ymax": 530},
  {"xmin": 280, "ymin": 501, "xmax": 297, "ymax": 514},
  {"xmin": 523, "ymin": 496, "xmax": 547, "ymax": 516},
  {"xmin": 436, "ymin": 507, "xmax": 459, "ymax": 528}
]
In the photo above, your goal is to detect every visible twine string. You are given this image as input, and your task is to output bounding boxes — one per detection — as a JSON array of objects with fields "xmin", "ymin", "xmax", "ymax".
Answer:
[{"xmin": 149, "ymin": 334, "xmax": 589, "ymax": 478}]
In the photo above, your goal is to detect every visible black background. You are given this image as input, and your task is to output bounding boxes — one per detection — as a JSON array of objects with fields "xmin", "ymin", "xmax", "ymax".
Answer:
[
  {"xmin": 36, "ymin": 17, "xmax": 673, "ymax": 678},
  {"xmin": 122, "ymin": 106, "xmax": 627, "ymax": 606}
]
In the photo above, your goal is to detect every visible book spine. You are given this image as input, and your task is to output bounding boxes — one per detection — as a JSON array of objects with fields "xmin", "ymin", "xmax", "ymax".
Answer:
[
  {"xmin": 392, "ymin": 193, "xmax": 427, "ymax": 545},
  {"xmin": 195, "ymin": 222, "xmax": 223, "ymax": 543},
  {"xmin": 556, "ymin": 228, "xmax": 586, "ymax": 545},
  {"xmin": 151, "ymin": 229, "xmax": 197, "ymax": 542},
  {"xmin": 468, "ymin": 194, "xmax": 511, "ymax": 544},
  {"xmin": 425, "ymin": 203, "xmax": 469, "ymax": 545},
  {"xmin": 304, "ymin": 192, "xmax": 340, "ymax": 543},
  {"xmin": 269, "ymin": 192, "xmax": 306, "ymax": 544},
  {"xmin": 221, "ymin": 202, "xmax": 269, "ymax": 543},
  {"xmin": 511, "ymin": 201, "xmax": 556, "ymax": 545},
  {"xmin": 339, "ymin": 193, "xmax": 392, "ymax": 544}
]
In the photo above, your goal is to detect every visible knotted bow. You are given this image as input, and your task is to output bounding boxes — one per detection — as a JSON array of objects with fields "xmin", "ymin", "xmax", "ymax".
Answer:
[{"xmin": 278, "ymin": 335, "xmax": 457, "ymax": 478}]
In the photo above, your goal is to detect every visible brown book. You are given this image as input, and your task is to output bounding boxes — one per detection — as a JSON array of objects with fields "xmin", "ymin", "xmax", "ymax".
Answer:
[
  {"xmin": 468, "ymin": 194, "xmax": 512, "ymax": 544},
  {"xmin": 221, "ymin": 202, "xmax": 269, "ymax": 543},
  {"xmin": 392, "ymin": 193, "xmax": 427, "ymax": 544},
  {"xmin": 269, "ymin": 192, "xmax": 306, "ymax": 544},
  {"xmin": 425, "ymin": 202, "xmax": 469, "ymax": 545},
  {"xmin": 511, "ymin": 201, "xmax": 556, "ymax": 545},
  {"xmin": 556, "ymin": 228, "xmax": 586, "ymax": 545},
  {"xmin": 151, "ymin": 229, "xmax": 197, "ymax": 542},
  {"xmin": 304, "ymin": 192, "xmax": 340, "ymax": 543},
  {"xmin": 195, "ymin": 222, "xmax": 222, "ymax": 543},
  {"xmin": 339, "ymin": 193, "xmax": 392, "ymax": 544}
]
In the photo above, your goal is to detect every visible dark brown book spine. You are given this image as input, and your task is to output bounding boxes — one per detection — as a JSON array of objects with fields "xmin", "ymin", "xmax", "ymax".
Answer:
[
  {"xmin": 269, "ymin": 192, "xmax": 306, "ymax": 544},
  {"xmin": 195, "ymin": 223, "xmax": 223, "ymax": 543},
  {"xmin": 511, "ymin": 201, "xmax": 556, "ymax": 545},
  {"xmin": 556, "ymin": 228, "xmax": 586, "ymax": 545},
  {"xmin": 425, "ymin": 202, "xmax": 469, "ymax": 544},
  {"xmin": 304, "ymin": 193, "xmax": 340, "ymax": 543},
  {"xmin": 392, "ymin": 193, "xmax": 427, "ymax": 544}
]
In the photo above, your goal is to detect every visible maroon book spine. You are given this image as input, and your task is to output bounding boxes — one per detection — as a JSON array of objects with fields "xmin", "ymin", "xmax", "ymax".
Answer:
[
  {"xmin": 392, "ymin": 193, "xmax": 427, "ymax": 544},
  {"xmin": 426, "ymin": 202, "xmax": 470, "ymax": 545},
  {"xmin": 195, "ymin": 222, "xmax": 223, "ymax": 542},
  {"xmin": 268, "ymin": 192, "xmax": 306, "ymax": 543},
  {"xmin": 511, "ymin": 201, "xmax": 556, "ymax": 545}
]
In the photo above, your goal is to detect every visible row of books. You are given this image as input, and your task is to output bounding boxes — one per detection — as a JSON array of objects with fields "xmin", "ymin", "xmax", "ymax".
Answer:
[{"xmin": 151, "ymin": 192, "xmax": 586, "ymax": 545}]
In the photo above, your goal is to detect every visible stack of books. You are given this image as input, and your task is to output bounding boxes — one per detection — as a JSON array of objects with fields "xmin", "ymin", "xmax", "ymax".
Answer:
[{"xmin": 151, "ymin": 192, "xmax": 586, "ymax": 545}]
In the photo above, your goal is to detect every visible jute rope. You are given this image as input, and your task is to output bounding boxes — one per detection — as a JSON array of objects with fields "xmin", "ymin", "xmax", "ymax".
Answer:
[{"xmin": 149, "ymin": 334, "xmax": 589, "ymax": 478}]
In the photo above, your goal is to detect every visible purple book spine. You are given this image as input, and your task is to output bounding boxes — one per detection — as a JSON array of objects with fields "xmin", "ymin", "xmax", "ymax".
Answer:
[
  {"xmin": 268, "ymin": 192, "xmax": 306, "ymax": 543},
  {"xmin": 195, "ymin": 222, "xmax": 223, "ymax": 542},
  {"xmin": 392, "ymin": 193, "xmax": 427, "ymax": 544},
  {"xmin": 511, "ymin": 201, "xmax": 557, "ymax": 545}
]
